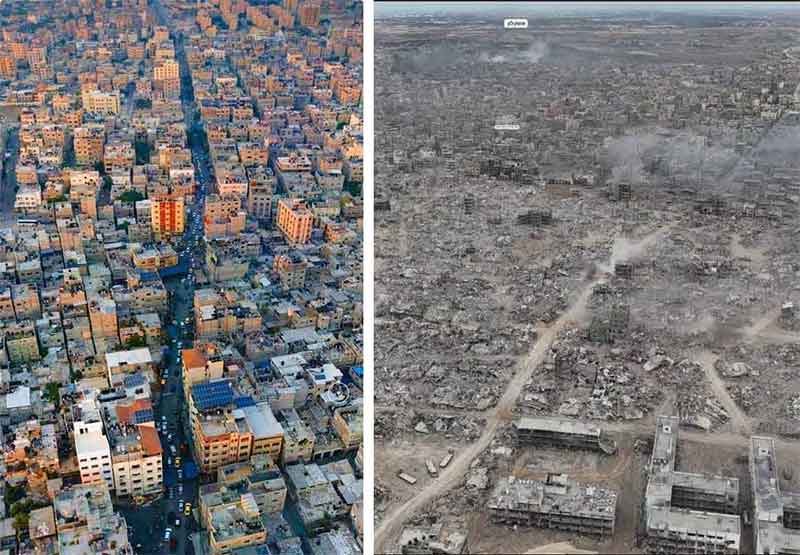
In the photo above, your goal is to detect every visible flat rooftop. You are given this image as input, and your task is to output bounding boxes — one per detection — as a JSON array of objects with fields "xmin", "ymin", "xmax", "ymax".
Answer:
[
  {"xmin": 488, "ymin": 475, "xmax": 617, "ymax": 521},
  {"xmin": 515, "ymin": 416, "xmax": 602, "ymax": 438}
]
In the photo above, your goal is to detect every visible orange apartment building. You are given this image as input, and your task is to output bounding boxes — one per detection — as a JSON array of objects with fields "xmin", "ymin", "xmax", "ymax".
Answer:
[
  {"xmin": 276, "ymin": 198, "xmax": 313, "ymax": 245},
  {"xmin": 153, "ymin": 60, "xmax": 179, "ymax": 81},
  {"xmin": 150, "ymin": 191, "xmax": 185, "ymax": 238},
  {"xmin": 0, "ymin": 56, "xmax": 16, "ymax": 80}
]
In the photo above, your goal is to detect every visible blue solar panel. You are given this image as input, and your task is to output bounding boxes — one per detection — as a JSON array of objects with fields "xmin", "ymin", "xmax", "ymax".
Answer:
[
  {"xmin": 353, "ymin": 366, "xmax": 363, "ymax": 377},
  {"xmin": 233, "ymin": 396, "xmax": 256, "ymax": 408},
  {"xmin": 133, "ymin": 409, "xmax": 154, "ymax": 424},
  {"xmin": 191, "ymin": 380, "xmax": 234, "ymax": 411},
  {"xmin": 124, "ymin": 373, "xmax": 147, "ymax": 387}
]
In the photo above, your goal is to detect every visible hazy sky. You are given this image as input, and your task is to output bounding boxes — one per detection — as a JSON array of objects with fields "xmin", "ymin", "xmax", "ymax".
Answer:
[{"xmin": 376, "ymin": 2, "xmax": 800, "ymax": 18}]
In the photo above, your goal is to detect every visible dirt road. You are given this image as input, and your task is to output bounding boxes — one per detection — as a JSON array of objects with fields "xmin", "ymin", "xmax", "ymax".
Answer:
[{"xmin": 693, "ymin": 349, "xmax": 752, "ymax": 436}]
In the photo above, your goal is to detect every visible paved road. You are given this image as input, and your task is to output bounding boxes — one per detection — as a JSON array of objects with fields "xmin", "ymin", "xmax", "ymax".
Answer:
[
  {"xmin": 0, "ymin": 125, "xmax": 18, "ymax": 225},
  {"xmin": 126, "ymin": 2, "xmax": 211, "ymax": 553}
]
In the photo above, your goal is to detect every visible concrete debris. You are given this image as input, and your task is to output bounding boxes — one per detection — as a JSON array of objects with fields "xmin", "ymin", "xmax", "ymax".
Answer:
[{"xmin": 465, "ymin": 467, "xmax": 489, "ymax": 490}]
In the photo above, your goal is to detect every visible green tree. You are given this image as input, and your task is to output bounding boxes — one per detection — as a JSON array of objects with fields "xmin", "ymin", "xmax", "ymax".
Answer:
[
  {"xmin": 94, "ymin": 160, "xmax": 105, "ymax": 174},
  {"xmin": 120, "ymin": 190, "xmax": 145, "ymax": 203},
  {"xmin": 4, "ymin": 484, "xmax": 25, "ymax": 507},
  {"xmin": 124, "ymin": 335, "xmax": 147, "ymax": 349},
  {"xmin": 44, "ymin": 382, "xmax": 60, "ymax": 408}
]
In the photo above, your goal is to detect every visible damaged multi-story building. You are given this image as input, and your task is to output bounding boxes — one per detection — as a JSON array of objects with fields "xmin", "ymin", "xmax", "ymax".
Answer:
[
  {"xmin": 644, "ymin": 416, "xmax": 741, "ymax": 554},
  {"xmin": 750, "ymin": 436, "xmax": 800, "ymax": 554},
  {"xmin": 488, "ymin": 473, "xmax": 618, "ymax": 536}
]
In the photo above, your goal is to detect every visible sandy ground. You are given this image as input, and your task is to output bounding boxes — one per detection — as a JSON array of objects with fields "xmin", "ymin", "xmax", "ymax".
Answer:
[{"xmin": 526, "ymin": 543, "xmax": 599, "ymax": 555}]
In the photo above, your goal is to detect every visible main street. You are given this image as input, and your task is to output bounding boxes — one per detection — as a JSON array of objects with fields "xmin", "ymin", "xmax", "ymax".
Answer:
[{"xmin": 123, "ymin": 1, "xmax": 212, "ymax": 552}]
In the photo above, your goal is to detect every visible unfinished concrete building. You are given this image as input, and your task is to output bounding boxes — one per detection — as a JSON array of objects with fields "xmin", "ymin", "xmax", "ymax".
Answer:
[
  {"xmin": 488, "ymin": 473, "xmax": 617, "ymax": 537},
  {"xmin": 513, "ymin": 417, "xmax": 617, "ymax": 454},
  {"xmin": 750, "ymin": 436, "xmax": 800, "ymax": 554},
  {"xmin": 644, "ymin": 416, "xmax": 741, "ymax": 554}
]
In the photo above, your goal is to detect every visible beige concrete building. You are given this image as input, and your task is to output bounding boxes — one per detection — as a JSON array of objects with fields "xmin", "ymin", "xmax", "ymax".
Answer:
[{"xmin": 277, "ymin": 198, "xmax": 313, "ymax": 245}]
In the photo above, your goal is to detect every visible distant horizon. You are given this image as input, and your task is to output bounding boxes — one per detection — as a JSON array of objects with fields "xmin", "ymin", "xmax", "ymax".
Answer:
[{"xmin": 376, "ymin": 1, "xmax": 800, "ymax": 18}]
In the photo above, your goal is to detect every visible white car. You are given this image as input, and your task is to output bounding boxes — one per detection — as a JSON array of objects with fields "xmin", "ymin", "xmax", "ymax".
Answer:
[{"xmin": 164, "ymin": 528, "xmax": 172, "ymax": 541}]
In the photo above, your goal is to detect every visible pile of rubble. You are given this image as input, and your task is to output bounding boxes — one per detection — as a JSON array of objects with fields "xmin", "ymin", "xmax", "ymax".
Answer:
[
  {"xmin": 715, "ymin": 343, "xmax": 800, "ymax": 425},
  {"xmin": 652, "ymin": 358, "xmax": 730, "ymax": 431},
  {"xmin": 519, "ymin": 330, "xmax": 663, "ymax": 421},
  {"xmin": 375, "ymin": 409, "xmax": 486, "ymax": 442}
]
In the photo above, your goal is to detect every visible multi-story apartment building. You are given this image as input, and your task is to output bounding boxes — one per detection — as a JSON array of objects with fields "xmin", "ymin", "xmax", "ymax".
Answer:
[
  {"xmin": 74, "ymin": 125, "xmax": 105, "ymax": 166},
  {"xmin": 82, "ymin": 90, "xmax": 121, "ymax": 115},
  {"xmin": 154, "ymin": 60, "xmax": 180, "ymax": 81},
  {"xmin": 277, "ymin": 198, "xmax": 313, "ymax": 245},
  {"xmin": 6, "ymin": 320, "xmax": 41, "ymax": 363},
  {"xmin": 246, "ymin": 170, "xmax": 274, "ymax": 220},
  {"xmin": 107, "ymin": 402, "xmax": 163, "ymax": 497},
  {"xmin": 150, "ymin": 190, "xmax": 185, "ymax": 239},
  {"xmin": 204, "ymin": 194, "xmax": 245, "ymax": 238},
  {"xmin": 189, "ymin": 381, "xmax": 283, "ymax": 475},
  {"xmin": 74, "ymin": 419, "xmax": 114, "ymax": 490},
  {"xmin": 104, "ymin": 141, "xmax": 135, "ymax": 173}
]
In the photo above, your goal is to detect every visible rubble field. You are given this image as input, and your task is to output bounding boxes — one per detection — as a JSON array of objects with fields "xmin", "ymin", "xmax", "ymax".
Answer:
[{"xmin": 376, "ymin": 10, "xmax": 800, "ymax": 553}]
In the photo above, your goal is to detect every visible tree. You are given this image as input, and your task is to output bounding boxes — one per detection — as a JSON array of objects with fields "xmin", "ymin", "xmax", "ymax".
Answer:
[
  {"xmin": 94, "ymin": 160, "xmax": 105, "ymax": 174},
  {"xmin": 44, "ymin": 382, "xmax": 60, "ymax": 408},
  {"xmin": 12, "ymin": 512, "xmax": 29, "ymax": 536},
  {"xmin": 120, "ymin": 190, "xmax": 145, "ymax": 203},
  {"xmin": 124, "ymin": 335, "xmax": 147, "ymax": 349},
  {"xmin": 343, "ymin": 181, "xmax": 362, "ymax": 197},
  {"xmin": 4, "ymin": 484, "xmax": 25, "ymax": 507}
]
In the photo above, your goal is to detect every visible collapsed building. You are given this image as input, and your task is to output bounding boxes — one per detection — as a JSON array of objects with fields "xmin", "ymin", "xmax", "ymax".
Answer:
[
  {"xmin": 488, "ymin": 473, "xmax": 618, "ymax": 537},
  {"xmin": 644, "ymin": 416, "xmax": 741, "ymax": 554},
  {"xmin": 399, "ymin": 524, "xmax": 469, "ymax": 555},
  {"xmin": 750, "ymin": 436, "xmax": 800, "ymax": 554},
  {"xmin": 513, "ymin": 416, "xmax": 617, "ymax": 454}
]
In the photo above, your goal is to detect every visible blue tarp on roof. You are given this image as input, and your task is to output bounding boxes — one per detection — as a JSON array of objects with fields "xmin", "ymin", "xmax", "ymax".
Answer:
[
  {"xmin": 139, "ymin": 270, "xmax": 160, "ymax": 282},
  {"xmin": 191, "ymin": 379, "xmax": 234, "ymax": 411},
  {"xmin": 352, "ymin": 366, "xmax": 363, "ymax": 377}
]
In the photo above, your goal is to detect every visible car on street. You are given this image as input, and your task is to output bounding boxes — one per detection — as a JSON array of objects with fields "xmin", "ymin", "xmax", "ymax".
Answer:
[
  {"xmin": 178, "ymin": 500, "xmax": 184, "ymax": 512},
  {"xmin": 164, "ymin": 528, "xmax": 172, "ymax": 542},
  {"xmin": 184, "ymin": 502, "xmax": 192, "ymax": 516}
]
